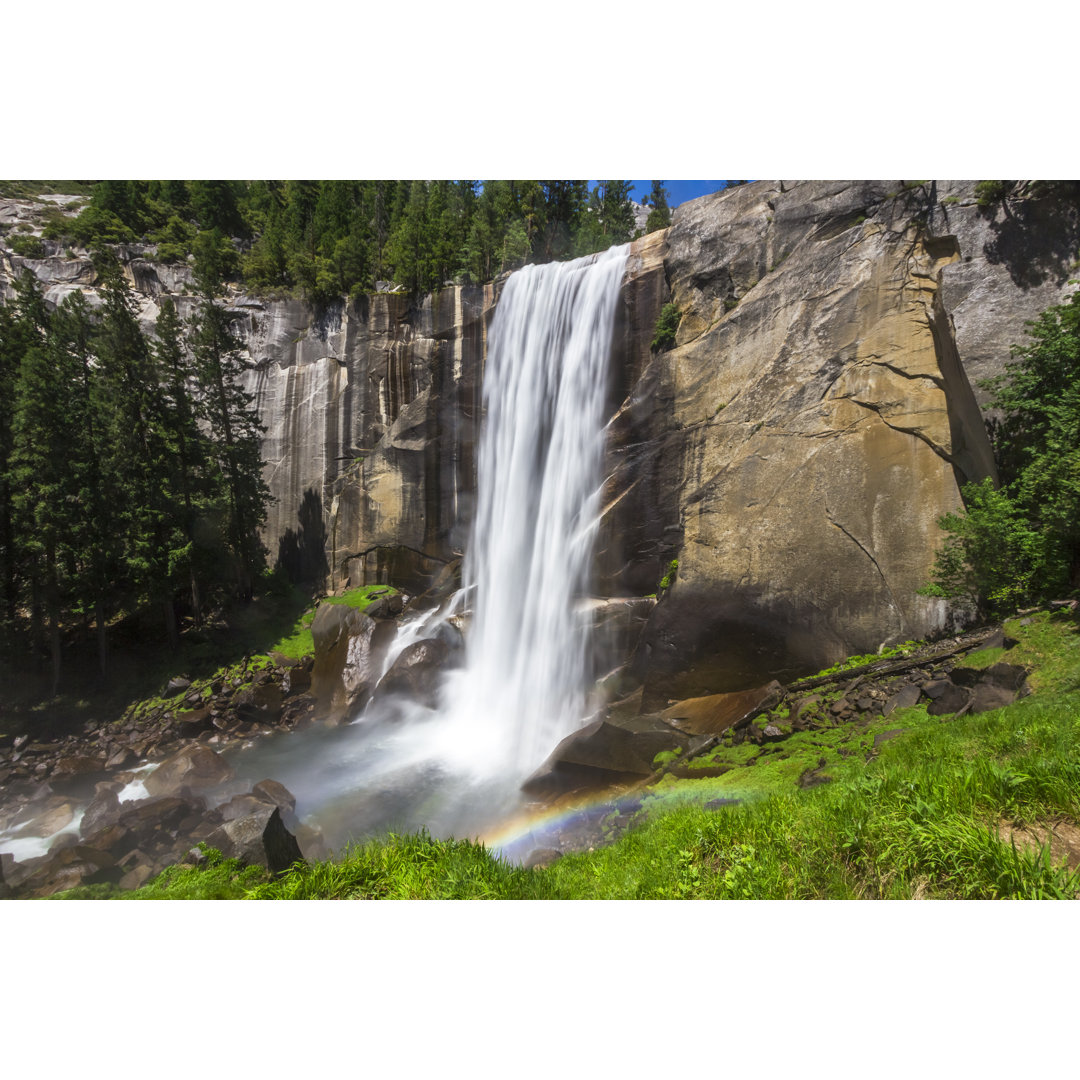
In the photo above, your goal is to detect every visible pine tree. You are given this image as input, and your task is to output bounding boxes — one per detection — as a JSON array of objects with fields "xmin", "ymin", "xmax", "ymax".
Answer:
[
  {"xmin": 645, "ymin": 181, "xmax": 671, "ymax": 232},
  {"xmin": 0, "ymin": 276, "xmax": 49, "ymax": 639},
  {"xmin": 8, "ymin": 289, "xmax": 98, "ymax": 692},
  {"xmin": 597, "ymin": 181, "xmax": 636, "ymax": 244},
  {"xmin": 154, "ymin": 296, "xmax": 212, "ymax": 634},
  {"xmin": 190, "ymin": 250, "xmax": 270, "ymax": 601},
  {"xmin": 92, "ymin": 249, "xmax": 182, "ymax": 645},
  {"xmin": 385, "ymin": 181, "xmax": 432, "ymax": 292}
]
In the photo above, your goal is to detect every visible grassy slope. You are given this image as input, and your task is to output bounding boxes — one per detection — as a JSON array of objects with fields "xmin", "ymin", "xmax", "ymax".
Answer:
[{"xmin": 56, "ymin": 610, "xmax": 1080, "ymax": 900}]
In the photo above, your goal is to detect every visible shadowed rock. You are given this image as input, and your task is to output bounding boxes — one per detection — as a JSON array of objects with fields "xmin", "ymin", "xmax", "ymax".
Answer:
[
  {"xmin": 523, "ymin": 714, "xmax": 690, "ymax": 796},
  {"xmin": 883, "ymin": 682, "xmax": 922, "ymax": 716},
  {"xmin": 925, "ymin": 681, "xmax": 973, "ymax": 716},
  {"xmin": 204, "ymin": 805, "xmax": 304, "ymax": 875},
  {"xmin": 378, "ymin": 637, "xmax": 452, "ymax": 708}
]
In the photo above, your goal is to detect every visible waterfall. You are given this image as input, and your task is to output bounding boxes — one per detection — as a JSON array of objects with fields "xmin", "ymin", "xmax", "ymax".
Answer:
[
  {"xmin": 438, "ymin": 243, "xmax": 630, "ymax": 780},
  {"xmin": 219, "ymin": 244, "xmax": 630, "ymax": 848}
]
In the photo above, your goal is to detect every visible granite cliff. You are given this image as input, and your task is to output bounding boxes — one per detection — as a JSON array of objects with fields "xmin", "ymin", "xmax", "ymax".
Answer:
[{"xmin": 3, "ymin": 180, "xmax": 1078, "ymax": 700}]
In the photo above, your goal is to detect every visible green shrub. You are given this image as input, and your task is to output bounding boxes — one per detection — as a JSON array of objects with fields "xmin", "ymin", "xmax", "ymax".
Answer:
[
  {"xmin": 7, "ymin": 234, "xmax": 45, "ymax": 258},
  {"xmin": 651, "ymin": 303, "xmax": 681, "ymax": 352},
  {"xmin": 659, "ymin": 558, "xmax": 679, "ymax": 591},
  {"xmin": 974, "ymin": 180, "xmax": 1015, "ymax": 209}
]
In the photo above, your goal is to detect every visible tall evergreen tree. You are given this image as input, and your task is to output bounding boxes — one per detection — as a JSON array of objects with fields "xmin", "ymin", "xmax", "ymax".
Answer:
[
  {"xmin": 153, "ymin": 295, "xmax": 211, "ymax": 635},
  {"xmin": 190, "ymin": 248, "xmax": 270, "ymax": 601},
  {"xmin": 92, "ymin": 249, "xmax": 182, "ymax": 645},
  {"xmin": 8, "ymin": 289, "xmax": 98, "ymax": 692},
  {"xmin": 0, "ymin": 275, "xmax": 49, "ymax": 638},
  {"xmin": 540, "ymin": 181, "xmax": 589, "ymax": 261},
  {"xmin": 596, "ymin": 181, "xmax": 636, "ymax": 244},
  {"xmin": 645, "ymin": 181, "xmax": 671, "ymax": 232}
]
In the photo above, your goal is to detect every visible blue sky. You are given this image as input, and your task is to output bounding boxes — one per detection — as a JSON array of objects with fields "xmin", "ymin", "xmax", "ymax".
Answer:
[{"xmin": 628, "ymin": 181, "xmax": 730, "ymax": 207}]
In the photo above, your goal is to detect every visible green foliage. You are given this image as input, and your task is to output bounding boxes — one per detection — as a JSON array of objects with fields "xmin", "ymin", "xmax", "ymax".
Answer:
[
  {"xmin": 809, "ymin": 639, "xmax": 923, "ymax": 679},
  {"xmin": 974, "ymin": 180, "xmax": 1016, "ymax": 209},
  {"xmin": 55, "ymin": 844, "xmax": 270, "ymax": 899},
  {"xmin": 658, "ymin": 558, "xmax": 679, "ymax": 591},
  {"xmin": 37, "ymin": 179, "xmax": 647, "ymax": 301},
  {"xmin": 652, "ymin": 303, "xmax": 681, "ymax": 352},
  {"xmin": 262, "ymin": 585, "xmax": 399, "ymax": 661},
  {"xmin": 644, "ymin": 181, "xmax": 671, "ymax": 233},
  {"xmin": 652, "ymin": 747, "xmax": 683, "ymax": 768},
  {"xmin": 0, "ymin": 249, "xmax": 275, "ymax": 687},
  {"xmin": 6, "ymin": 234, "xmax": 45, "ymax": 258},
  {"xmin": 922, "ymin": 479, "xmax": 1047, "ymax": 614},
  {"xmin": 926, "ymin": 289, "xmax": 1080, "ymax": 613}
]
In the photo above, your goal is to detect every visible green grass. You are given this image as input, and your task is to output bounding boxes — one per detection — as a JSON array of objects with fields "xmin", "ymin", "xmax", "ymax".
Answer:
[
  {"xmin": 53, "ymin": 610, "xmax": 1080, "ymax": 900},
  {"xmin": 53, "ymin": 846, "xmax": 270, "ymax": 900},
  {"xmin": 257, "ymin": 584, "xmax": 398, "ymax": 662}
]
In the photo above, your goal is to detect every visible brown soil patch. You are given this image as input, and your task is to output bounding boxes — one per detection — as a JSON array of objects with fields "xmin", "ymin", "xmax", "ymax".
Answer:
[{"xmin": 997, "ymin": 817, "xmax": 1080, "ymax": 874}]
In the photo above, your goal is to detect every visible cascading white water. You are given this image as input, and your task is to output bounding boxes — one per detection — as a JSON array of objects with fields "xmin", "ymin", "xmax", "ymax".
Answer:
[
  {"xmin": 436, "ymin": 242, "xmax": 630, "ymax": 780},
  {"xmin": 215, "ymin": 244, "xmax": 631, "ymax": 848}
]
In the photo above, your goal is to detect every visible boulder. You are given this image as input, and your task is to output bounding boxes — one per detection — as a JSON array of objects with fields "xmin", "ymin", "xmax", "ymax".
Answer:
[
  {"xmin": 80, "ymin": 789, "xmax": 121, "ymax": 836},
  {"xmin": 365, "ymin": 593, "xmax": 405, "ymax": 618},
  {"xmin": 165, "ymin": 676, "xmax": 192, "ymax": 697},
  {"xmin": 523, "ymin": 714, "xmax": 689, "ymax": 796},
  {"xmin": 106, "ymin": 746, "xmax": 140, "ymax": 770},
  {"xmin": 251, "ymin": 779, "xmax": 297, "ymax": 815},
  {"xmin": 233, "ymin": 682, "xmax": 283, "ymax": 725},
  {"xmin": 118, "ymin": 864, "xmax": 155, "ymax": 891},
  {"xmin": 660, "ymin": 681, "xmax": 784, "ymax": 737},
  {"xmin": 50, "ymin": 754, "xmax": 107, "ymax": 781},
  {"xmin": 16, "ymin": 845, "xmax": 123, "ymax": 897},
  {"xmin": 11, "ymin": 795, "xmax": 78, "ymax": 837},
  {"xmin": 175, "ymin": 707, "xmax": 214, "ymax": 737},
  {"xmin": 116, "ymin": 795, "xmax": 205, "ymax": 843},
  {"xmin": 523, "ymin": 848, "xmax": 562, "ymax": 869},
  {"xmin": 282, "ymin": 667, "xmax": 311, "ymax": 696},
  {"xmin": 925, "ymin": 681, "xmax": 974, "ymax": 716},
  {"xmin": 143, "ymin": 746, "xmax": 235, "ymax": 798},
  {"xmin": 310, "ymin": 603, "xmax": 382, "ymax": 720},
  {"xmin": 377, "ymin": 637, "xmax": 451, "ymax": 708},
  {"xmin": 80, "ymin": 822, "xmax": 137, "ymax": 860},
  {"xmin": 883, "ymin": 682, "xmax": 922, "ymax": 716},
  {"xmin": 203, "ymin": 805, "xmax": 304, "ymax": 875},
  {"xmin": 955, "ymin": 661, "xmax": 1028, "ymax": 713}
]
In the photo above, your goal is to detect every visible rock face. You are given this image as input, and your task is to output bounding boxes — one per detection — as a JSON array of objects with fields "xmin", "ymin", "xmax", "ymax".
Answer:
[
  {"xmin": 606, "ymin": 181, "xmax": 1080, "ymax": 702},
  {"xmin": 5, "ymin": 181, "xmax": 1078, "ymax": 703},
  {"xmin": 241, "ymin": 286, "xmax": 496, "ymax": 594}
]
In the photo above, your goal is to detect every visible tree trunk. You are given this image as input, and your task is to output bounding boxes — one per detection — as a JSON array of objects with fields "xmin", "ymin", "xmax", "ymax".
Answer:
[{"xmin": 190, "ymin": 567, "xmax": 202, "ymax": 629}]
